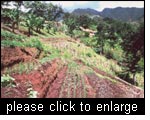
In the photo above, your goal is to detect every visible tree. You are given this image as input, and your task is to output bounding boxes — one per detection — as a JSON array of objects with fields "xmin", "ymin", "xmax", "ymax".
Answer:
[
  {"xmin": 96, "ymin": 22, "xmax": 109, "ymax": 54},
  {"xmin": 12, "ymin": 1, "xmax": 23, "ymax": 29},
  {"xmin": 24, "ymin": 1, "xmax": 46, "ymax": 17},
  {"xmin": 47, "ymin": 3, "xmax": 63, "ymax": 21},
  {"xmin": 24, "ymin": 1, "xmax": 63, "ymax": 21},
  {"xmin": 22, "ymin": 13, "xmax": 36, "ymax": 37},
  {"xmin": 1, "ymin": 1, "xmax": 23, "ymax": 31},
  {"xmin": 63, "ymin": 13, "xmax": 78, "ymax": 36},
  {"xmin": 44, "ymin": 21, "xmax": 53, "ymax": 33},
  {"xmin": 77, "ymin": 14, "xmax": 92, "ymax": 28},
  {"xmin": 92, "ymin": 16, "xmax": 103, "ymax": 25},
  {"xmin": 34, "ymin": 16, "xmax": 45, "ymax": 33},
  {"xmin": 3, "ymin": 9, "xmax": 18, "ymax": 32},
  {"xmin": 122, "ymin": 22, "xmax": 144, "ymax": 84}
]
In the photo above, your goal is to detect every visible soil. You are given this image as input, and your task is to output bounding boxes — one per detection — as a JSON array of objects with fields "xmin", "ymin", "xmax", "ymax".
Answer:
[
  {"xmin": 1, "ymin": 83, "xmax": 28, "ymax": 98},
  {"xmin": 1, "ymin": 56, "xmax": 143, "ymax": 98},
  {"xmin": 1, "ymin": 47, "xmax": 39, "ymax": 73},
  {"xmin": 74, "ymin": 59, "xmax": 144, "ymax": 98},
  {"xmin": 86, "ymin": 73, "xmax": 144, "ymax": 98},
  {"xmin": 1, "ymin": 59, "xmax": 68, "ymax": 98},
  {"xmin": 1, "ymin": 28, "xmax": 144, "ymax": 98},
  {"xmin": 84, "ymin": 75, "xmax": 96, "ymax": 98}
]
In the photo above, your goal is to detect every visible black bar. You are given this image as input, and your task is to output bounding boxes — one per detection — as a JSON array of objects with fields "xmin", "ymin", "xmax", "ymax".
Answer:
[{"xmin": 0, "ymin": 98, "xmax": 145, "ymax": 115}]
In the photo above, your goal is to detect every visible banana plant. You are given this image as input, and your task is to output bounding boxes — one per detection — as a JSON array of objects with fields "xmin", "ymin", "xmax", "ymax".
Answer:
[
  {"xmin": 13, "ymin": 1, "xmax": 23, "ymax": 29},
  {"xmin": 3, "ymin": 9, "xmax": 18, "ymax": 32},
  {"xmin": 21, "ymin": 14, "xmax": 36, "ymax": 37},
  {"xmin": 34, "ymin": 16, "xmax": 45, "ymax": 33}
]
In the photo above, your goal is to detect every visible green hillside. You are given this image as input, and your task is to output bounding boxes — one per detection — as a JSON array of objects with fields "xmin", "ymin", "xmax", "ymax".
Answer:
[{"xmin": 1, "ymin": 1, "xmax": 144, "ymax": 98}]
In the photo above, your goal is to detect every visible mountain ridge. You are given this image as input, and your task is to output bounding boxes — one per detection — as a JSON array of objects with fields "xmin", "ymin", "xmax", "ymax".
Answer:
[
  {"xmin": 72, "ymin": 8, "xmax": 100, "ymax": 16},
  {"xmin": 72, "ymin": 7, "xmax": 144, "ymax": 21}
]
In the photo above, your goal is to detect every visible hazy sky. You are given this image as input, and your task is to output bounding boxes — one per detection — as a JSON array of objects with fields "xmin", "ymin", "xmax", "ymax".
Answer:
[
  {"xmin": 51, "ymin": 1, "xmax": 144, "ymax": 12},
  {"xmin": 3, "ymin": 1, "xmax": 144, "ymax": 13}
]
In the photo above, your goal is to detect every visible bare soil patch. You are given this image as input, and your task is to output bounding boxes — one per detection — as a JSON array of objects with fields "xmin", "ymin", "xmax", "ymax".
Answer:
[
  {"xmin": 1, "ymin": 47, "xmax": 39, "ymax": 72},
  {"xmin": 86, "ymin": 73, "xmax": 144, "ymax": 98},
  {"xmin": 1, "ymin": 59, "xmax": 67, "ymax": 98}
]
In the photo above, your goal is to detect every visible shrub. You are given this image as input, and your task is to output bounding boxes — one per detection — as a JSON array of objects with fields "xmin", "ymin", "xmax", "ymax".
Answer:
[
  {"xmin": 25, "ymin": 38, "xmax": 43, "ymax": 50},
  {"xmin": 73, "ymin": 30, "xmax": 83, "ymax": 38},
  {"xmin": 103, "ymin": 42, "xmax": 123, "ymax": 62},
  {"xmin": 86, "ymin": 52, "xmax": 92, "ymax": 57},
  {"xmin": 80, "ymin": 37, "xmax": 97, "ymax": 47},
  {"xmin": 84, "ymin": 31, "xmax": 89, "ymax": 37},
  {"xmin": 93, "ymin": 47, "xmax": 100, "ymax": 53},
  {"xmin": 51, "ymin": 27, "xmax": 57, "ymax": 34},
  {"xmin": 1, "ymin": 74, "xmax": 16, "ymax": 87}
]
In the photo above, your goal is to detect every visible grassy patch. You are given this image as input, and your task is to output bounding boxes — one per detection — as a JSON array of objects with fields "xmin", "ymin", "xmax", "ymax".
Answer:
[
  {"xmin": 103, "ymin": 42, "xmax": 124, "ymax": 62},
  {"xmin": 1, "ymin": 37, "xmax": 44, "ymax": 51},
  {"xmin": 1, "ymin": 40, "xmax": 24, "ymax": 47},
  {"xmin": 39, "ymin": 44, "xmax": 61, "ymax": 64},
  {"xmin": 1, "ymin": 30, "xmax": 26, "ymax": 41},
  {"xmin": 68, "ymin": 61, "xmax": 79, "ymax": 70},
  {"xmin": 62, "ymin": 50, "xmax": 73, "ymax": 59},
  {"xmin": 80, "ymin": 37, "xmax": 98, "ymax": 48},
  {"xmin": 133, "ymin": 72, "xmax": 144, "ymax": 89},
  {"xmin": 73, "ymin": 30, "xmax": 84, "ymax": 38},
  {"xmin": 25, "ymin": 37, "xmax": 44, "ymax": 50},
  {"xmin": 51, "ymin": 40, "xmax": 122, "ymax": 76},
  {"xmin": 4, "ymin": 62, "xmax": 38, "ymax": 75}
]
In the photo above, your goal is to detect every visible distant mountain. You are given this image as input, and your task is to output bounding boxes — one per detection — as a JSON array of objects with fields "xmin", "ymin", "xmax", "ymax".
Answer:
[
  {"xmin": 100, "ymin": 7, "xmax": 144, "ymax": 21},
  {"xmin": 72, "ymin": 7, "xmax": 144, "ymax": 22},
  {"xmin": 72, "ymin": 8, "xmax": 99, "ymax": 16}
]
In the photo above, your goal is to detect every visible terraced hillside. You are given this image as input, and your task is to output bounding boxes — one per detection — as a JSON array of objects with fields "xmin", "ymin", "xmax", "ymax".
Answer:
[{"xmin": 1, "ymin": 25, "xmax": 144, "ymax": 98}]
